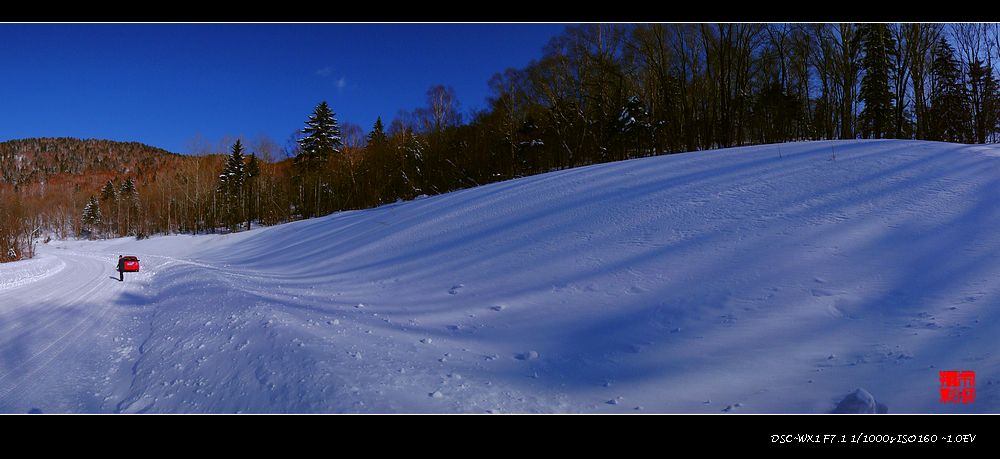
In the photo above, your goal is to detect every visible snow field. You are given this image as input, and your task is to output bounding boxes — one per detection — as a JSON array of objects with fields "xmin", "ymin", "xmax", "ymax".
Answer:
[{"xmin": 2, "ymin": 139, "xmax": 999, "ymax": 412}]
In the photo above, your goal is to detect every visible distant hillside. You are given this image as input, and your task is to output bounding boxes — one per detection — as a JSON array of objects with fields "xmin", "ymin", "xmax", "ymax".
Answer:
[
  {"xmin": 0, "ymin": 136, "xmax": 295, "ymax": 247},
  {"xmin": 0, "ymin": 137, "xmax": 181, "ymax": 186}
]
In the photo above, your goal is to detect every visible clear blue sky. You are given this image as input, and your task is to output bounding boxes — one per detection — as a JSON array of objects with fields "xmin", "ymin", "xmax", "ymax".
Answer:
[{"xmin": 0, "ymin": 23, "xmax": 569, "ymax": 155}]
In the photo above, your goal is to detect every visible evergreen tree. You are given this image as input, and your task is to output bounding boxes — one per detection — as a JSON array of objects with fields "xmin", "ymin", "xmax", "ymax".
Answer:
[
  {"xmin": 217, "ymin": 139, "xmax": 247, "ymax": 231},
  {"xmin": 967, "ymin": 59, "xmax": 1000, "ymax": 143},
  {"xmin": 368, "ymin": 116, "xmax": 388, "ymax": 146},
  {"xmin": 617, "ymin": 95, "xmax": 653, "ymax": 159},
  {"xmin": 361, "ymin": 117, "xmax": 392, "ymax": 205},
  {"xmin": 118, "ymin": 177, "xmax": 138, "ymax": 236},
  {"xmin": 984, "ymin": 68, "xmax": 1000, "ymax": 143},
  {"xmin": 99, "ymin": 179, "xmax": 117, "ymax": 236},
  {"xmin": 100, "ymin": 179, "xmax": 117, "ymax": 201},
  {"xmin": 858, "ymin": 23, "xmax": 896, "ymax": 139},
  {"xmin": 119, "ymin": 177, "xmax": 138, "ymax": 204},
  {"xmin": 218, "ymin": 139, "xmax": 246, "ymax": 194},
  {"xmin": 296, "ymin": 101, "xmax": 343, "ymax": 167},
  {"xmin": 929, "ymin": 38, "xmax": 970, "ymax": 142},
  {"xmin": 82, "ymin": 196, "xmax": 102, "ymax": 237},
  {"xmin": 294, "ymin": 101, "xmax": 344, "ymax": 217},
  {"xmin": 244, "ymin": 153, "xmax": 260, "ymax": 231}
]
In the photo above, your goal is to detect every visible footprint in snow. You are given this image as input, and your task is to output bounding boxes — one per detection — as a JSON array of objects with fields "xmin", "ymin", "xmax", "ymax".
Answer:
[
  {"xmin": 490, "ymin": 305, "xmax": 505, "ymax": 312},
  {"xmin": 449, "ymin": 284, "xmax": 464, "ymax": 295},
  {"xmin": 515, "ymin": 350, "xmax": 540, "ymax": 361}
]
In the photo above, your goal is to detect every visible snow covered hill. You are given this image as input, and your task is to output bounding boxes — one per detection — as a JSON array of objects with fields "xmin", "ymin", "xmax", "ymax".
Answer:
[{"xmin": 2, "ymin": 139, "xmax": 999, "ymax": 413}]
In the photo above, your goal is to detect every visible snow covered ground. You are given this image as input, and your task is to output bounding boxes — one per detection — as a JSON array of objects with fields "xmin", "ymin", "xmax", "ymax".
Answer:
[{"xmin": 1, "ymin": 139, "xmax": 999, "ymax": 413}]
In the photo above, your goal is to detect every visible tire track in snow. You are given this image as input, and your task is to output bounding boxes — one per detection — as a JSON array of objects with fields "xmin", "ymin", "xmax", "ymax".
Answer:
[{"xmin": 0, "ymin": 252, "xmax": 130, "ymax": 411}]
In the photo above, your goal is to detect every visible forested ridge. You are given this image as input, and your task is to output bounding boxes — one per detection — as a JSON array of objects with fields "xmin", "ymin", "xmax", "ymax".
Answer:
[
  {"xmin": 0, "ymin": 137, "xmax": 177, "ymax": 186},
  {"xmin": 4, "ymin": 23, "xmax": 1000, "ymax": 262}
]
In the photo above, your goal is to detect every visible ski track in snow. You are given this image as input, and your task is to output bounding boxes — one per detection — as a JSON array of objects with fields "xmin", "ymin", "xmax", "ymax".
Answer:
[{"xmin": 1, "ymin": 139, "xmax": 1000, "ymax": 413}]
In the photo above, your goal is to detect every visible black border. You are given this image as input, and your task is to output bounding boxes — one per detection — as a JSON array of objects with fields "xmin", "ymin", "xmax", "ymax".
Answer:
[{"xmin": 3, "ymin": 3, "xmax": 998, "ymax": 23}]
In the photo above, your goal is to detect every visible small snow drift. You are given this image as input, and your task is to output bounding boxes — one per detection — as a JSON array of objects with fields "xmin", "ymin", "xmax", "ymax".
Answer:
[
  {"xmin": 831, "ymin": 388, "xmax": 888, "ymax": 414},
  {"xmin": 2, "ymin": 139, "xmax": 1000, "ymax": 413}
]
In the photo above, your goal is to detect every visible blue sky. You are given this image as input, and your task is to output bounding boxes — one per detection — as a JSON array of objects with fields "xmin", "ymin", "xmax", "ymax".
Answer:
[{"xmin": 0, "ymin": 23, "xmax": 568, "ymax": 155}]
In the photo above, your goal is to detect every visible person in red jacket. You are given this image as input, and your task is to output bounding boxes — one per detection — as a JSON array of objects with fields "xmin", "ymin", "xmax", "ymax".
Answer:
[{"xmin": 117, "ymin": 255, "xmax": 124, "ymax": 282}]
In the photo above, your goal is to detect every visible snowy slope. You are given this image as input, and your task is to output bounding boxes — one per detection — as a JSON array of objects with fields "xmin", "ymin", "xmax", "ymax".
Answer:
[{"xmin": 2, "ymin": 139, "xmax": 999, "ymax": 413}]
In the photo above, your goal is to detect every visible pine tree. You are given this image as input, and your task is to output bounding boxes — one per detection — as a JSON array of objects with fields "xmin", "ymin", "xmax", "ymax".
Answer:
[
  {"xmin": 368, "ymin": 116, "xmax": 388, "ymax": 146},
  {"xmin": 217, "ymin": 139, "xmax": 247, "ymax": 231},
  {"xmin": 244, "ymin": 153, "xmax": 260, "ymax": 231},
  {"xmin": 361, "ymin": 117, "xmax": 391, "ymax": 205},
  {"xmin": 858, "ymin": 23, "xmax": 896, "ymax": 139},
  {"xmin": 119, "ymin": 177, "xmax": 138, "ymax": 204},
  {"xmin": 115, "ymin": 178, "xmax": 138, "ymax": 236},
  {"xmin": 929, "ymin": 38, "xmax": 970, "ymax": 142},
  {"xmin": 246, "ymin": 153, "xmax": 260, "ymax": 179},
  {"xmin": 296, "ymin": 101, "xmax": 343, "ymax": 167},
  {"xmin": 984, "ymin": 68, "xmax": 1000, "ymax": 143},
  {"xmin": 967, "ymin": 59, "xmax": 1000, "ymax": 143},
  {"xmin": 82, "ymin": 196, "xmax": 102, "ymax": 237},
  {"xmin": 294, "ymin": 101, "xmax": 344, "ymax": 217},
  {"xmin": 617, "ymin": 95, "xmax": 653, "ymax": 159},
  {"xmin": 100, "ymin": 179, "xmax": 117, "ymax": 201},
  {"xmin": 218, "ymin": 139, "xmax": 246, "ymax": 194},
  {"xmin": 99, "ymin": 179, "xmax": 117, "ymax": 236}
]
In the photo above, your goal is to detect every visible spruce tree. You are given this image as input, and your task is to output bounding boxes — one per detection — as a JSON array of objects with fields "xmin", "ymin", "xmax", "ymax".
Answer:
[
  {"xmin": 618, "ymin": 95, "xmax": 652, "ymax": 159},
  {"xmin": 244, "ymin": 153, "xmax": 260, "ymax": 230},
  {"xmin": 99, "ymin": 179, "xmax": 117, "ymax": 236},
  {"xmin": 217, "ymin": 139, "xmax": 247, "ymax": 231},
  {"xmin": 100, "ymin": 179, "xmax": 117, "ymax": 201},
  {"xmin": 296, "ymin": 101, "xmax": 343, "ymax": 168},
  {"xmin": 983, "ymin": 67, "xmax": 1000, "ymax": 143},
  {"xmin": 362, "ymin": 117, "xmax": 392, "ymax": 205},
  {"xmin": 118, "ymin": 178, "xmax": 138, "ymax": 236},
  {"xmin": 246, "ymin": 153, "xmax": 259, "ymax": 180},
  {"xmin": 218, "ymin": 139, "xmax": 246, "ymax": 194},
  {"xmin": 967, "ymin": 59, "xmax": 1000, "ymax": 144},
  {"xmin": 858, "ymin": 23, "xmax": 896, "ymax": 139},
  {"xmin": 294, "ymin": 101, "xmax": 344, "ymax": 217},
  {"xmin": 119, "ymin": 178, "xmax": 138, "ymax": 204},
  {"xmin": 930, "ymin": 38, "xmax": 970, "ymax": 142},
  {"xmin": 82, "ymin": 196, "xmax": 102, "ymax": 237},
  {"xmin": 368, "ymin": 116, "xmax": 388, "ymax": 146}
]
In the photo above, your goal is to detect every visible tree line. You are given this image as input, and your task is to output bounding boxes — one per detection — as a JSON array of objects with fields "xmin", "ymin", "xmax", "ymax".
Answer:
[
  {"xmin": 279, "ymin": 23, "xmax": 1000, "ymax": 214},
  {"xmin": 4, "ymin": 23, "xmax": 1000, "ymax": 262}
]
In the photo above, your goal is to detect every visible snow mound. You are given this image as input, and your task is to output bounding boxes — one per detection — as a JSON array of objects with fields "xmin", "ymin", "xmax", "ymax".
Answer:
[
  {"xmin": 0, "ymin": 254, "xmax": 65, "ymax": 292},
  {"xmin": 831, "ymin": 388, "xmax": 889, "ymax": 414}
]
